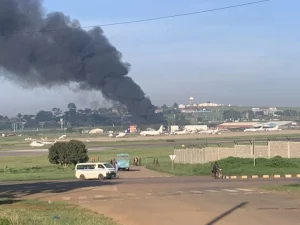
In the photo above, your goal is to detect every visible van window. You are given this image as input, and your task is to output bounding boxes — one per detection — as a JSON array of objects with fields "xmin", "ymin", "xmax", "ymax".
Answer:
[
  {"xmin": 103, "ymin": 163, "xmax": 114, "ymax": 168},
  {"xmin": 76, "ymin": 165, "xmax": 85, "ymax": 170},
  {"xmin": 117, "ymin": 155, "xmax": 129, "ymax": 160},
  {"xmin": 98, "ymin": 164, "xmax": 105, "ymax": 169},
  {"xmin": 76, "ymin": 164, "xmax": 95, "ymax": 170},
  {"xmin": 88, "ymin": 164, "xmax": 95, "ymax": 169}
]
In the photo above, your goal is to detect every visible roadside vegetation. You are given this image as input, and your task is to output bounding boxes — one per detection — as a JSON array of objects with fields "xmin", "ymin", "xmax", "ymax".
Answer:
[
  {"xmin": 0, "ymin": 199, "xmax": 119, "ymax": 225},
  {"xmin": 146, "ymin": 156, "xmax": 300, "ymax": 176}
]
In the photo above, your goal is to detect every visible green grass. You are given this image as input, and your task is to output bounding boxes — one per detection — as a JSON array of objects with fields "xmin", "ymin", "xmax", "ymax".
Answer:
[
  {"xmin": 0, "ymin": 199, "xmax": 119, "ymax": 225},
  {"xmin": 146, "ymin": 156, "xmax": 300, "ymax": 176},
  {"xmin": 0, "ymin": 146, "xmax": 172, "ymax": 181},
  {"xmin": 261, "ymin": 184, "xmax": 300, "ymax": 193}
]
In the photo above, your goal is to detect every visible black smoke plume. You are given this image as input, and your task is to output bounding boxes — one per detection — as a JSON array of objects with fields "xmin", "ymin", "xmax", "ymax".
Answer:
[{"xmin": 0, "ymin": 0, "xmax": 165, "ymax": 124}]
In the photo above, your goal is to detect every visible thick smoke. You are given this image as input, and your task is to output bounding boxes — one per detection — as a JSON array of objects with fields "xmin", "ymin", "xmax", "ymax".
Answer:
[{"xmin": 0, "ymin": 0, "xmax": 165, "ymax": 124}]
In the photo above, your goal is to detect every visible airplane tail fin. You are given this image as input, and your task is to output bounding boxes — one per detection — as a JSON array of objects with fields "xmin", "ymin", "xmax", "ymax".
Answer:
[{"xmin": 158, "ymin": 125, "xmax": 163, "ymax": 133}]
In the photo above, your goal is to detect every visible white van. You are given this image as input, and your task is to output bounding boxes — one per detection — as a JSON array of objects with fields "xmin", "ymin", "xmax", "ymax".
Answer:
[{"xmin": 75, "ymin": 162, "xmax": 116, "ymax": 180}]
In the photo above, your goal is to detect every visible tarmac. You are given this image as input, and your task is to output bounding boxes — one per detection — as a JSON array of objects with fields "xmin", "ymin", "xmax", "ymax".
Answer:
[{"xmin": 0, "ymin": 166, "xmax": 299, "ymax": 225}]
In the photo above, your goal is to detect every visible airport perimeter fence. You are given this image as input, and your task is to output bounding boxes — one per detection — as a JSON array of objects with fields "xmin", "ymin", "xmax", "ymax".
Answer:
[{"xmin": 173, "ymin": 139, "xmax": 300, "ymax": 164}]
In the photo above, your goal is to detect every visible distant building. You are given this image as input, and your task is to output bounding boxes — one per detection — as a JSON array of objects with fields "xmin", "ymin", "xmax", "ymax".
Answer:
[
  {"xmin": 252, "ymin": 107, "xmax": 279, "ymax": 116},
  {"xmin": 178, "ymin": 98, "xmax": 222, "ymax": 110},
  {"xmin": 198, "ymin": 102, "xmax": 220, "ymax": 107}
]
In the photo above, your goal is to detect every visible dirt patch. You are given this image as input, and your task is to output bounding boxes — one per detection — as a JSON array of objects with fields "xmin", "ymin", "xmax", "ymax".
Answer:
[{"xmin": 117, "ymin": 166, "xmax": 171, "ymax": 179}]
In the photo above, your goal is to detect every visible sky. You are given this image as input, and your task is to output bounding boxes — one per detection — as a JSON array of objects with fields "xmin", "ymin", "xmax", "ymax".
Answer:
[{"xmin": 0, "ymin": 0, "xmax": 300, "ymax": 116}]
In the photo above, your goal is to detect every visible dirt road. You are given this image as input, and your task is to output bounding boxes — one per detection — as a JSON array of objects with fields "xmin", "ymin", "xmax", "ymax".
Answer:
[{"xmin": 1, "ymin": 167, "xmax": 299, "ymax": 225}]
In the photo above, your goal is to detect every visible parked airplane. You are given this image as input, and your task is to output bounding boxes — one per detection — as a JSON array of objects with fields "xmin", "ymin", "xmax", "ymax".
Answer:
[
  {"xmin": 265, "ymin": 125, "xmax": 281, "ymax": 131},
  {"xmin": 29, "ymin": 139, "xmax": 56, "ymax": 147},
  {"xmin": 30, "ymin": 141, "xmax": 45, "ymax": 147},
  {"xmin": 140, "ymin": 125, "xmax": 163, "ymax": 136},
  {"xmin": 58, "ymin": 135, "xmax": 67, "ymax": 140},
  {"xmin": 244, "ymin": 125, "xmax": 269, "ymax": 132},
  {"xmin": 116, "ymin": 132, "xmax": 127, "ymax": 138}
]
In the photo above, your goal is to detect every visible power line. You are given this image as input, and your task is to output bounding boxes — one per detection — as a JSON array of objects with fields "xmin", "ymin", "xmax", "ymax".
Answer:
[{"xmin": 2, "ymin": 0, "xmax": 270, "ymax": 36}]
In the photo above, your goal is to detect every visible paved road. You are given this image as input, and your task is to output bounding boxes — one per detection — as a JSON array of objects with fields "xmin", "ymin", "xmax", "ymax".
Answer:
[
  {"xmin": 0, "ymin": 146, "xmax": 114, "ymax": 157},
  {"xmin": 0, "ymin": 168, "xmax": 299, "ymax": 225}
]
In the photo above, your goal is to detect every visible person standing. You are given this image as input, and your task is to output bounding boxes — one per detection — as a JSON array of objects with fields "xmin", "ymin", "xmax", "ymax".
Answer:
[{"xmin": 115, "ymin": 162, "xmax": 119, "ymax": 174}]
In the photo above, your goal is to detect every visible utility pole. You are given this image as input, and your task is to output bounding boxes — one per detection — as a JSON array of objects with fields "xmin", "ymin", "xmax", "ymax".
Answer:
[
  {"xmin": 252, "ymin": 137, "xmax": 256, "ymax": 166},
  {"xmin": 173, "ymin": 113, "xmax": 176, "ymax": 126}
]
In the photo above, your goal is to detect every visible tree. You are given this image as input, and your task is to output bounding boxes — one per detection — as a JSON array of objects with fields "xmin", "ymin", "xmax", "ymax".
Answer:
[
  {"xmin": 35, "ymin": 110, "xmax": 53, "ymax": 122},
  {"xmin": 197, "ymin": 116, "xmax": 203, "ymax": 122},
  {"xmin": 48, "ymin": 140, "xmax": 89, "ymax": 167},
  {"xmin": 52, "ymin": 108, "xmax": 62, "ymax": 117},
  {"xmin": 48, "ymin": 142, "xmax": 69, "ymax": 168},
  {"xmin": 223, "ymin": 110, "xmax": 241, "ymax": 121},
  {"xmin": 161, "ymin": 104, "xmax": 168, "ymax": 111},
  {"xmin": 67, "ymin": 103, "xmax": 77, "ymax": 111},
  {"xmin": 173, "ymin": 102, "xmax": 179, "ymax": 109},
  {"xmin": 67, "ymin": 140, "xmax": 89, "ymax": 165},
  {"xmin": 283, "ymin": 109, "xmax": 298, "ymax": 117}
]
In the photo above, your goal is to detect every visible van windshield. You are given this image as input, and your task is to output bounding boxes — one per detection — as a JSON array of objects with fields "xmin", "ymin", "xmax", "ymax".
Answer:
[
  {"xmin": 103, "ymin": 163, "xmax": 114, "ymax": 168},
  {"xmin": 117, "ymin": 155, "xmax": 129, "ymax": 160}
]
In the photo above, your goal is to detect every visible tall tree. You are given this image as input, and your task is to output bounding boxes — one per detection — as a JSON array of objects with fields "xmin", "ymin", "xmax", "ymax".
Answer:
[
  {"xmin": 35, "ymin": 110, "xmax": 53, "ymax": 122},
  {"xmin": 52, "ymin": 107, "xmax": 62, "ymax": 117}
]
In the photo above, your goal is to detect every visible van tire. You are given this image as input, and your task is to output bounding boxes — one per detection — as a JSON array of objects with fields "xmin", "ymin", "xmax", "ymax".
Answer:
[
  {"xmin": 98, "ymin": 174, "xmax": 104, "ymax": 180},
  {"xmin": 79, "ymin": 174, "xmax": 85, "ymax": 180}
]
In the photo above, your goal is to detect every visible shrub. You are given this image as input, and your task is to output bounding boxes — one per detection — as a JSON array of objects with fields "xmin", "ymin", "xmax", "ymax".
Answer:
[
  {"xmin": 0, "ymin": 218, "xmax": 11, "ymax": 225},
  {"xmin": 67, "ymin": 140, "xmax": 89, "ymax": 165},
  {"xmin": 48, "ymin": 140, "xmax": 89, "ymax": 167},
  {"xmin": 264, "ymin": 156, "xmax": 298, "ymax": 168}
]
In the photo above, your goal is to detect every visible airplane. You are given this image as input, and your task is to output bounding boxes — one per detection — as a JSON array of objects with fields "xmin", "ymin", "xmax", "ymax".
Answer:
[
  {"xmin": 30, "ymin": 141, "xmax": 45, "ymax": 147},
  {"xmin": 244, "ymin": 125, "xmax": 269, "ymax": 132},
  {"xmin": 29, "ymin": 139, "xmax": 56, "ymax": 147},
  {"xmin": 140, "ymin": 125, "xmax": 163, "ymax": 136},
  {"xmin": 265, "ymin": 125, "xmax": 281, "ymax": 131},
  {"xmin": 116, "ymin": 132, "xmax": 127, "ymax": 138},
  {"xmin": 58, "ymin": 135, "xmax": 67, "ymax": 140},
  {"xmin": 25, "ymin": 137, "xmax": 36, "ymax": 141}
]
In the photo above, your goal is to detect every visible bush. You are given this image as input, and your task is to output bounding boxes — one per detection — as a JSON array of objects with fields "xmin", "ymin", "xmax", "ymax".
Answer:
[
  {"xmin": 67, "ymin": 140, "xmax": 89, "ymax": 165},
  {"xmin": 0, "ymin": 218, "xmax": 11, "ymax": 225},
  {"xmin": 264, "ymin": 156, "xmax": 298, "ymax": 168},
  {"xmin": 48, "ymin": 140, "xmax": 89, "ymax": 167}
]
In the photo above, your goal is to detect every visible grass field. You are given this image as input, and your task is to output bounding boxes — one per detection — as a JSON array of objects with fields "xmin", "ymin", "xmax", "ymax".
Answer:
[
  {"xmin": 0, "ymin": 146, "xmax": 173, "ymax": 181},
  {"xmin": 261, "ymin": 184, "xmax": 300, "ymax": 193},
  {"xmin": 146, "ymin": 156, "xmax": 300, "ymax": 176},
  {"xmin": 0, "ymin": 199, "xmax": 119, "ymax": 225},
  {"xmin": 1, "ymin": 141, "xmax": 300, "ymax": 181}
]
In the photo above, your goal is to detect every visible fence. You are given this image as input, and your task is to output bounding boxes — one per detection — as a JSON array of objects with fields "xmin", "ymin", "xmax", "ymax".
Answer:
[{"xmin": 173, "ymin": 141, "xmax": 300, "ymax": 164}]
